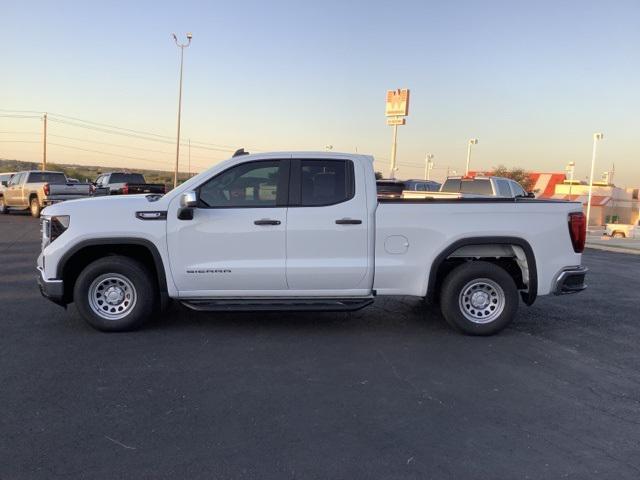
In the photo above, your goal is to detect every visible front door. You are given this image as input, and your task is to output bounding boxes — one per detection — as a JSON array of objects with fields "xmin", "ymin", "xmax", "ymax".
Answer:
[
  {"xmin": 285, "ymin": 156, "xmax": 373, "ymax": 294},
  {"xmin": 167, "ymin": 159, "xmax": 290, "ymax": 296},
  {"xmin": 4, "ymin": 173, "xmax": 24, "ymax": 206}
]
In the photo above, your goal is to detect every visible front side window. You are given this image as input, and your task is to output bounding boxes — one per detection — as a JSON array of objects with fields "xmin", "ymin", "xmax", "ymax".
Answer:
[
  {"xmin": 510, "ymin": 181, "xmax": 526, "ymax": 197},
  {"xmin": 300, "ymin": 160, "xmax": 354, "ymax": 206},
  {"xmin": 8, "ymin": 173, "xmax": 23, "ymax": 186},
  {"xmin": 199, "ymin": 161, "xmax": 281, "ymax": 208}
]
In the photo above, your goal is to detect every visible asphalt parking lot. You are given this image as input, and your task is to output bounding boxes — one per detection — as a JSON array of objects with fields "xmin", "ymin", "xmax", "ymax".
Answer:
[{"xmin": 1, "ymin": 213, "xmax": 640, "ymax": 479}]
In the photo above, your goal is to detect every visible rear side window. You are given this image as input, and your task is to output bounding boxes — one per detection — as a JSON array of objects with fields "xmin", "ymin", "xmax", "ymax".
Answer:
[
  {"xmin": 496, "ymin": 179, "xmax": 512, "ymax": 197},
  {"xmin": 300, "ymin": 160, "xmax": 354, "ymax": 206},
  {"xmin": 109, "ymin": 173, "xmax": 146, "ymax": 184},
  {"xmin": 27, "ymin": 172, "xmax": 66, "ymax": 184}
]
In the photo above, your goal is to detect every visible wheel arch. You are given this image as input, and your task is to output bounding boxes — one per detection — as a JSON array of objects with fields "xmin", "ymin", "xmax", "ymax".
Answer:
[
  {"xmin": 426, "ymin": 236, "xmax": 538, "ymax": 306},
  {"xmin": 57, "ymin": 238, "xmax": 169, "ymax": 306}
]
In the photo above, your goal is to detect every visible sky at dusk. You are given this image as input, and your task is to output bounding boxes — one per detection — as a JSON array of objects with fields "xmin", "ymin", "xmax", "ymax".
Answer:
[{"xmin": 1, "ymin": 0, "xmax": 639, "ymax": 185}]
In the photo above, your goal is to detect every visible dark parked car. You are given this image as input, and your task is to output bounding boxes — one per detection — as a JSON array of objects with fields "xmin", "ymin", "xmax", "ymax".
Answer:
[{"xmin": 94, "ymin": 172, "xmax": 166, "ymax": 195}]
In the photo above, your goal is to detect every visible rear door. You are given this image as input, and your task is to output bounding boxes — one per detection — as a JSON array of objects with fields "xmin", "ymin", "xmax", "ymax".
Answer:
[{"xmin": 285, "ymin": 156, "xmax": 372, "ymax": 293}]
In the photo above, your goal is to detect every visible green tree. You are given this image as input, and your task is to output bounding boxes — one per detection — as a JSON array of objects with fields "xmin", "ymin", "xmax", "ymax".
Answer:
[{"xmin": 491, "ymin": 165, "xmax": 535, "ymax": 192}]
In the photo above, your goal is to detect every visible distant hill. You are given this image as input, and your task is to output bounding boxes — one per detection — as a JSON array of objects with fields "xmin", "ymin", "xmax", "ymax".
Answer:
[{"xmin": 0, "ymin": 158, "xmax": 194, "ymax": 186}]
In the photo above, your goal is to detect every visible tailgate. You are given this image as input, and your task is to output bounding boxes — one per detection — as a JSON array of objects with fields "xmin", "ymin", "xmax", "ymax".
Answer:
[{"xmin": 47, "ymin": 184, "xmax": 92, "ymax": 199}]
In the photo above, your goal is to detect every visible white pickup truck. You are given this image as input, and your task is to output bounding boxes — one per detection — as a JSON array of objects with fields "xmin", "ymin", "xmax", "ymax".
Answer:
[
  {"xmin": 605, "ymin": 220, "xmax": 640, "ymax": 239},
  {"xmin": 37, "ymin": 152, "xmax": 588, "ymax": 335}
]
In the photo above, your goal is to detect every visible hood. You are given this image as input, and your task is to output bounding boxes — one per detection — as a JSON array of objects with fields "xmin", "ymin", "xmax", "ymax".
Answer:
[{"xmin": 42, "ymin": 194, "xmax": 169, "ymax": 217}]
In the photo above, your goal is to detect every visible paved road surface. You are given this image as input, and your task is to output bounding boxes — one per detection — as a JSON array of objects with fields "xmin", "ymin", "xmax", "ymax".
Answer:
[{"xmin": 1, "ymin": 213, "xmax": 639, "ymax": 479}]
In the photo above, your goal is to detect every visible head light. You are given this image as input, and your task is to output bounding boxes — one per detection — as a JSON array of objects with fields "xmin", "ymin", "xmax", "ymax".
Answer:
[{"xmin": 42, "ymin": 216, "xmax": 70, "ymax": 249}]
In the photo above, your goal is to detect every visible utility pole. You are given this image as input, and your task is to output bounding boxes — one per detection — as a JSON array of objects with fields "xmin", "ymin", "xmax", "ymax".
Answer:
[
  {"xmin": 42, "ymin": 112, "xmax": 48, "ymax": 171},
  {"xmin": 172, "ymin": 32, "xmax": 192, "ymax": 188},
  {"xmin": 465, "ymin": 138, "xmax": 478, "ymax": 175},
  {"xmin": 586, "ymin": 133, "xmax": 604, "ymax": 227}
]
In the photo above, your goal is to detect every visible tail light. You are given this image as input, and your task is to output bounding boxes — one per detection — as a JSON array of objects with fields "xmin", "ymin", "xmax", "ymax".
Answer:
[
  {"xmin": 568, "ymin": 212, "xmax": 586, "ymax": 253},
  {"xmin": 43, "ymin": 183, "xmax": 50, "ymax": 196},
  {"xmin": 122, "ymin": 183, "xmax": 129, "ymax": 194}
]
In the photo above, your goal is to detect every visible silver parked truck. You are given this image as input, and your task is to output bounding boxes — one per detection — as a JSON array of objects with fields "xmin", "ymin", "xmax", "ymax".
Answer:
[{"xmin": 0, "ymin": 170, "xmax": 94, "ymax": 217}]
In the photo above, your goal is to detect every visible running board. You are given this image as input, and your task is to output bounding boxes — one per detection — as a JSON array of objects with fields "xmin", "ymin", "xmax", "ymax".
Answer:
[{"xmin": 180, "ymin": 296, "xmax": 375, "ymax": 312}]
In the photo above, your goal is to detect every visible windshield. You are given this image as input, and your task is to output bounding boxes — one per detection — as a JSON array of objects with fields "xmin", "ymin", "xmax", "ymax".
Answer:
[{"xmin": 27, "ymin": 172, "xmax": 67, "ymax": 184}]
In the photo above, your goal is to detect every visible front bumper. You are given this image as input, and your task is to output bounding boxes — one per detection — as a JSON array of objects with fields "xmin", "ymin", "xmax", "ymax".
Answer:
[
  {"xmin": 37, "ymin": 267, "xmax": 66, "ymax": 307},
  {"xmin": 553, "ymin": 266, "xmax": 588, "ymax": 295}
]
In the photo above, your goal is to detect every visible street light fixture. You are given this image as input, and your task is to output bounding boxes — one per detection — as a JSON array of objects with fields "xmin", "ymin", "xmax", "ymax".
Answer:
[
  {"xmin": 465, "ymin": 138, "xmax": 478, "ymax": 175},
  {"xmin": 586, "ymin": 133, "xmax": 604, "ymax": 227},
  {"xmin": 424, "ymin": 153, "xmax": 434, "ymax": 181},
  {"xmin": 565, "ymin": 161, "xmax": 575, "ymax": 196},
  {"xmin": 172, "ymin": 32, "xmax": 193, "ymax": 189}
]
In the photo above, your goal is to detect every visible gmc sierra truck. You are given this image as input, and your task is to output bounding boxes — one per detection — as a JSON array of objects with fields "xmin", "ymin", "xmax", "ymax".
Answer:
[{"xmin": 37, "ymin": 151, "xmax": 588, "ymax": 335}]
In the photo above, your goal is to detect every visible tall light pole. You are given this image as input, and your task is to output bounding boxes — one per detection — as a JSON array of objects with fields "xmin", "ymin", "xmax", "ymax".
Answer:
[
  {"xmin": 565, "ymin": 161, "xmax": 575, "ymax": 196},
  {"xmin": 42, "ymin": 112, "xmax": 48, "ymax": 171},
  {"xmin": 586, "ymin": 133, "xmax": 604, "ymax": 227},
  {"xmin": 172, "ymin": 32, "xmax": 192, "ymax": 189},
  {"xmin": 465, "ymin": 138, "xmax": 478, "ymax": 175},
  {"xmin": 424, "ymin": 153, "xmax": 434, "ymax": 181}
]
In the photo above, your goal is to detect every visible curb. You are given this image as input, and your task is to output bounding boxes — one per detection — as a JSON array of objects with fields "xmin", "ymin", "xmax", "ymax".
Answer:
[{"xmin": 586, "ymin": 243, "xmax": 640, "ymax": 255}]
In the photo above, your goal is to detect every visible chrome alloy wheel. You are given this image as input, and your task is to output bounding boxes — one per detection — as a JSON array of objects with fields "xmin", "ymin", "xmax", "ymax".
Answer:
[
  {"xmin": 458, "ymin": 278, "xmax": 505, "ymax": 324},
  {"xmin": 88, "ymin": 273, "xmax": 137, "ymax": 320}
]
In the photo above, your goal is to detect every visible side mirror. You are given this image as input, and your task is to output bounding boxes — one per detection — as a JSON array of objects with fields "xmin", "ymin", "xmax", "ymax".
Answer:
[
  {"xmin": 526, "ymin": 192, "xmax": 536, "ymax": 198},
  {"xmin": 180, "ymin": 190, "xmax": 198, "ymax": 208},
  {"xmin": 1, "ymin": 181, "xmax": 7, "ymax": 187},
  {"xmin": 178, "ymin": 190, "xmax": 198, "ymax": 220}
]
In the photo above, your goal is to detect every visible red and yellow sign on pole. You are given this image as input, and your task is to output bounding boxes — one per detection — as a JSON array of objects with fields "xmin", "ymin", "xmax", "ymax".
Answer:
[
  {"xmin": 385, "ymin": 89, "xmax": 410, "ymax": 178},
  {"xmin": 385, "ymin": 89, "xmax": 410, "ymax": 117}
]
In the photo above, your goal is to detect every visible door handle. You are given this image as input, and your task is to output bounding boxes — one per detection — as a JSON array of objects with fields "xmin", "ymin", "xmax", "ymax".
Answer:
[
  {"xmin": 335, "ymin": 218, "xmax": 362, "ymax": 225},
  {"xmin": 254, "ymin": 219, "xmax": 281, "ymax": 226}
]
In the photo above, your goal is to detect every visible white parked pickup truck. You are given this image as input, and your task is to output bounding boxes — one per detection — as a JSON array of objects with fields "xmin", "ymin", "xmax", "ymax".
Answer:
[
  {"xmin": 37, "ymin": 152, "xmax": 588, "ymax": 335},
  {"xmin": 605, "ymin": 220, "xmax": 640, "ymax": 239}
]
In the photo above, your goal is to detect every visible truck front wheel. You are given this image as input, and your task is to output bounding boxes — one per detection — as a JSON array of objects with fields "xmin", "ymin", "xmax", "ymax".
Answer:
[
  {"xmin": 439, "ymin": 261, "xmax": 519, "ymax": 335},
  {"xmin": 73, "ymin": 256, "xmax": 156, "ymax": 332}
]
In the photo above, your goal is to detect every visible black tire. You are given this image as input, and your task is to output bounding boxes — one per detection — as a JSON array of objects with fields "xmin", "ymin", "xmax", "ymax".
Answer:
[
  {"xmin": 612, "ymin": 232, "xmax": 625, "ymax": 239},
  {"xmin": 0, "ymin": 196, "xmax": 7, "ymax": 214},
  {"xmin": 29, "ymin": 197, "xmax": 41, "ymax": 218},
  {"xmin": 73, "ymin": 256, "xmax": 156, "ymax": 332},
  {"xmin": 439, "ymin": 261, "xmax": 519, "ymax": 336}
]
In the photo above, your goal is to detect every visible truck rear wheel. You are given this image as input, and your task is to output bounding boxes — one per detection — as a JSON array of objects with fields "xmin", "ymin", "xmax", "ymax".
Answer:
[
  {"xmin": 439, "ymin": 261, "xmax": 519, "ymax": 335},
  {"xmin": 612, "ymin": 231, "xmax": 625, "ymax": 238},
  {"xmin": 73, "ymin": 256, "xmax": 156, "ymax": 332},
  {"xmin": 30, "ymin": 197, "xmax": 41, "ymax": 218},
  {"xmin": 0, "ymin": 197, "xmax": 7, "ymax": 214}
]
